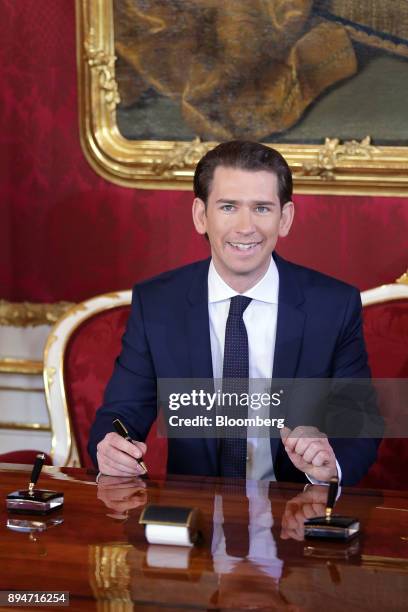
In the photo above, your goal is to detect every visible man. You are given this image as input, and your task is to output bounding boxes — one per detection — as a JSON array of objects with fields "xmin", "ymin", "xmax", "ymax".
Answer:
[{"xmin": 88, "ymin": 141, "xmax": 379, "ymax": 485}]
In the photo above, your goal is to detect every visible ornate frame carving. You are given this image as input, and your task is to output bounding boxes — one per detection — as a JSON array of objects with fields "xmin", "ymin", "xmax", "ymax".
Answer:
[
  {"xmin": 0, "ymin": 300, "xmax": 74, "ymax": 327},
  {"xmin": 77, "ymin": 0, "xmax": 408, "ymax": 195}
]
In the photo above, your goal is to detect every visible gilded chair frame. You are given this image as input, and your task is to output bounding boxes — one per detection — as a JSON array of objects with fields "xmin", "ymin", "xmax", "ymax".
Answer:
[
  {"xmin": 361, "ymin": 279, "xmax": 408, "ymax": 307},
  {"xmin": 43, "ymin": 290, "xmax": 132, "ymax": 466},
  {"xmin": 76, "ymin": 0, "xmax": 408, "ymax": 196},
  {"xmin": 43, "ymin": 275, "xmax": 407, "ymax": 466}
]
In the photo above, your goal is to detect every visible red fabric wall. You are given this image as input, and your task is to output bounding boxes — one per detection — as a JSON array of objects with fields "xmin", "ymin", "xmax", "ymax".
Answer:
[{"xmin": 0, "ymin": 1, "xmax": 407, "ymax": 303}]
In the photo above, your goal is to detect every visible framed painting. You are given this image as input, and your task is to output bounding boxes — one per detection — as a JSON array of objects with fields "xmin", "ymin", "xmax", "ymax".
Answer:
[{"xmin": 76, "ymin": 0, "xmax": 408, "ymax": 195}]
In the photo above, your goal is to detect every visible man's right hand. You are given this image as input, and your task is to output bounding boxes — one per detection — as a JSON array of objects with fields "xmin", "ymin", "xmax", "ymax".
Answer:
[{"xmin": 97, "ymin": 432, "xmax": 147, "ymax": 476}]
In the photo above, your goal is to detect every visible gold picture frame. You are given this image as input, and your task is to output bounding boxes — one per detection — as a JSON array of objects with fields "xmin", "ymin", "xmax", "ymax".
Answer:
[{"xmin": 76, "ymin": 0, "xmax": 408, "ymax": 196}]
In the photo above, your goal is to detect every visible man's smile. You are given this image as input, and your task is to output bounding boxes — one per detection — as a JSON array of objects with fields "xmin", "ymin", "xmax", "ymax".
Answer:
[{"xmin": 227, "ymin": 241, "xmax": 262, "ymax": 251}]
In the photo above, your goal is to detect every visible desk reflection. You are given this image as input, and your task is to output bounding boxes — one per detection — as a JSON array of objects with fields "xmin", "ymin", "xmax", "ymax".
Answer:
[
  {"xmin": 3, "ymin": 465, "xmax": 406, "ymax": 610},
  {"xmin": 94, "ymin": 477, "xmax": 302, "ymax": 609},
  {"xmin": 93, "ymin": 477, "xmax": 363, "ymax": 609},
  {"xmin": 97, "ymin": 475, "xmax": 147, "ymax": 519},
  {"xmin": 281, "ymin": 484, "xmax": 328, "ymax": 541}
]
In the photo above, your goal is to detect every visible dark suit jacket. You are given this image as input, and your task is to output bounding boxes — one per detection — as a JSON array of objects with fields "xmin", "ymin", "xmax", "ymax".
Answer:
[{"xmin": 88, "ymin": 253, "xmax": 380, "ymax": 485}]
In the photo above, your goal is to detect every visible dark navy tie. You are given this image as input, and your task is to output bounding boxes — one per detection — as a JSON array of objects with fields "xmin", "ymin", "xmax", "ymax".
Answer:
[{"xmin": 219, "ymin": 295, "xmax": 252, "ymax": 478}]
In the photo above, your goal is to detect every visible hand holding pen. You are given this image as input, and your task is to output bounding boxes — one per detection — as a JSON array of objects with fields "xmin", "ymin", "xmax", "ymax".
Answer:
[
  {"xmin": 112, "ymin": 419, "xmax": 148, "ymax": 474},
  {"xmin": 96, "ymin": 419, "xmax": 148, "ymax": 477}
]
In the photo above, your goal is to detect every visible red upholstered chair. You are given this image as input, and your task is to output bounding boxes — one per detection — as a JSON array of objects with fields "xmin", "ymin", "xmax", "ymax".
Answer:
[
  {"xmin": 43, "ymin": 291, "xmax": 167, "ymax": 475},
  {"xmin": 0, "ymin": 450, "xmax": 52, "ymax": 465},
  {"xmin": 359, "ymin": 275, "xmax": 408, "ymax": 490}
]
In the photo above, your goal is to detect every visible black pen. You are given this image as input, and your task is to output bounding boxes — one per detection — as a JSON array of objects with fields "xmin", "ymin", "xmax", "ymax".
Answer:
[
  {"xmin": 112, "ymin": 418, "xmax": 148, "ymax": 474},
  {"xmin": 28, "ymin": 453, "xmax": 46, "ymax": 496},
  {"xmin": 325, "ymin": 476, "xmax": 339, "ymax": 520}
]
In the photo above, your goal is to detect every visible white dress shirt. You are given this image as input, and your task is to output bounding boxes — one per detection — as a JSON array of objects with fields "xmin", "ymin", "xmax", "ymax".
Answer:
[
  {"xmin": 212, "ymin": 480, "xmax": 283, "ymax": 578},
  {"xmin": 208, "ymin": 257, "xmax": 279, "ymax": 480},
  {"xmin": 208, "ymin": 256, "xmax": 341, "ymax": 483}
]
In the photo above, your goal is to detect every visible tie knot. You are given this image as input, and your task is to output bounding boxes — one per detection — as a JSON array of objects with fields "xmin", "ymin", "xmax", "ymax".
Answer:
[{"xmin": 229, "ymin": 295, "xmax": 252, "ymax": 318}]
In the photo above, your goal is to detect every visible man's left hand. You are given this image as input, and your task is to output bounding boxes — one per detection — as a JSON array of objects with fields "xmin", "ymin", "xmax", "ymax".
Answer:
[{"xmin": 281, "ymin": 426, "xmax": 337, "ymax": 482}]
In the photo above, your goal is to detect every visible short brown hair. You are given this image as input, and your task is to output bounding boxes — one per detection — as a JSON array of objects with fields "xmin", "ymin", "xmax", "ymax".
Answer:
[{"xmin": 194, "ymin": 140, "xmax": 293, "ymax": 207}]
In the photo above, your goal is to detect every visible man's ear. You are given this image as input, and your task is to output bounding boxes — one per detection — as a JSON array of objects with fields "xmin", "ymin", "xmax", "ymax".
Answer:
[
  {"xmin": 278, "ymin": 201, "xmax": 295, "ymax": 238},
  {"xmin": 192, "ymin": 198, "xmax": 207, "ymax": 235}
]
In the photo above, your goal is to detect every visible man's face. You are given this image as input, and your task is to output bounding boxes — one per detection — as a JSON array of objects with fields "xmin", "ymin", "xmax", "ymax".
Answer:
[{"xmin": 192, "ymin": 166, "xmax": 294, "ymax": 291}]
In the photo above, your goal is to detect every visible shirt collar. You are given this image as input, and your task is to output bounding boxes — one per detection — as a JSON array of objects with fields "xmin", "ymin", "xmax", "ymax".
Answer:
[{"xmin": 208, "ymin": 256, "xmax": 279, "ymax": 304}]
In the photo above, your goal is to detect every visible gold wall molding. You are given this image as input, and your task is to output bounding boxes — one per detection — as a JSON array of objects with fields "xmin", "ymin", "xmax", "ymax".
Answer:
[
  {"xmin": 0, "ymin": 358, "xmax": 43, "ymax": 375},
  {"xmin": 0, "ymin": 300, "xmax": 74, "ymax": 327},
  {"xmin": 0, "ymin": 421, "xmax": 51, "ymax": 432},
  {"xmin": 76, "ymin": 0, "xmax": 408, "ymax": 196},
  {"xmin": 0, "ymin": 385, "xmax": 44, "ymax": 393}
]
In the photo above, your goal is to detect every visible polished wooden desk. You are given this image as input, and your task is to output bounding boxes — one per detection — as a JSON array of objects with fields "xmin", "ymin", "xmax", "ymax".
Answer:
[{"xmin": 1, "ymin": 464, "xmax": 407, "ymax": 611}]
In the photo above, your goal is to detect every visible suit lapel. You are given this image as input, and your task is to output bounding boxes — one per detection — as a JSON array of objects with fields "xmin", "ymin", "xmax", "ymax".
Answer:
[
  {"xmin": 271, "ymin": 253, "xmax": 306, "ymax": 465},
  {"xmin": 186, "ymin": 258, "xmax": 213, "ymax": 379},
  {"xmin": 186, "ymin": 259, "xmax": 218, "ymax": 473},
  {"xmin": 272, "ymin": 253, "xmax": 306, "ymax": 379}
]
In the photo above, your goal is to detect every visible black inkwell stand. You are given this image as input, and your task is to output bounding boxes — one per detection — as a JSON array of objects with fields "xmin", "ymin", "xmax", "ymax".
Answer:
[
  {"xmin": 304, "ymin": 477, "xmax": 360, "ymax": 540},
  {"xmin": 6, "ymin": 453, "xmax": 64, "ymax": 515}
]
